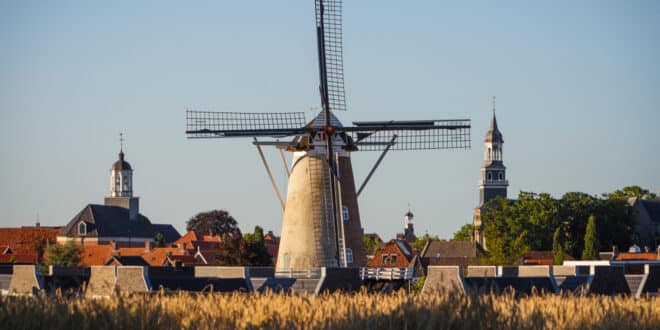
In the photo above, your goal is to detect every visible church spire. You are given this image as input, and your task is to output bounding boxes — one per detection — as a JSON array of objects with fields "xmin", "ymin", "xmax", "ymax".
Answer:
[{"xmin": 485, "ymin": 97, "xmax": 503, "ymax": 144}]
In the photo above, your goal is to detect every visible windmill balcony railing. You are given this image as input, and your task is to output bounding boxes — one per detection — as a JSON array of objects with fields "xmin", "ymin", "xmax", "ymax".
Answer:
[
  {"xmin": 360, "ymin": 267, "xmax": 414, "ymax": 280},
  {"xmin": 275, "ymin": 268, "xmax": 322, "ymax": 278}
]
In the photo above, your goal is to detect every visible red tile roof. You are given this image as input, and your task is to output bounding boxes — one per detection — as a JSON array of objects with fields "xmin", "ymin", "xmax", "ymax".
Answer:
[{"xmin": 0, "ymin": 226, "xmax": 61, "ymax": 263}]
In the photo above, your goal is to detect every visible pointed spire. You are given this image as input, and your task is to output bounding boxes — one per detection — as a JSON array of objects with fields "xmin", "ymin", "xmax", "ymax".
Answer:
[{"xmin": 484, "ymin": 97, "xmax": 503, "ymax": 143}]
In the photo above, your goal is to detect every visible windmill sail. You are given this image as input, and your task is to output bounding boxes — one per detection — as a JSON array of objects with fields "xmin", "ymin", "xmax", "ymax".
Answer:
[
  {"xmin": 316, "ymin": 0, "xmax": 346, "ymax": 112},
  {"xmin": 186, "ymin": 111, "xmax": 307, "ymax": 138}
]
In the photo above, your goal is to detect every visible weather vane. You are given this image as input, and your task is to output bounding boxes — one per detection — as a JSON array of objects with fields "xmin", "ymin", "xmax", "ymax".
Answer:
[{"xmin": 119, "ymin": 132, "xmax": 124, "ymax": 151}]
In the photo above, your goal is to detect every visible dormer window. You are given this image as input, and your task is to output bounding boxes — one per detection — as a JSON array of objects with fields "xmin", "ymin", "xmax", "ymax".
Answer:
[{"xmin": 78, "ymin": 222, "xmax": 87, "ymax": 236}]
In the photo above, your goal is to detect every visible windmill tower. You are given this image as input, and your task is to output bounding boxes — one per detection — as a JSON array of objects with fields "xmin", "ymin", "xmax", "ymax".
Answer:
[{"xmin": 186, "ymin": 0, "xmax": 471, "ymax": 271}]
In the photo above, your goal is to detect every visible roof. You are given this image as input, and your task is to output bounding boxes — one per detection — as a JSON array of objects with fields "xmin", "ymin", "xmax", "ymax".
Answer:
[
  {"xmin": 639, "ymin": 199, "xmax": 660, "ymax": 223},
  {"xmin": 105, "ymin": 255, "xmax": 148, "ymax": 266},
  {"xmin": 307, "ymin": 110, "xmax": 343, "ymax": 129},
  {"xmin": 421, "ymin": 240, "xmax": 484, "ymax": 259},
  {"xmin": 521, "ymin": 251, "xmax": 575, "ymax": 265},
  {"xmin": 152, "ymin": 224, "xmax": 181, "ymax": 243},
  {"xmin": 367, "ymin": 239, "xmax": 416, "ymax": 268},
  {"xmin": 0, "ymin": 226, "xmax": 61, "ymax": 263},
  {"xmin": 615, "ymin": 253, "xmax": 658, "ymax": 261},
  {"xmin": 484, "ymin": 112, "xmax": 503, "ymax": 143},
  {"xmin": 78, "ymin": 244, "xmax": 113, "ymax": 266},
  {"xmin": 59, "ymin": 204, "xmax": 155, "ymax": 238},
  {"xmin": 112, "ymin": 151, "xmax": 132, "ymax": 171}
]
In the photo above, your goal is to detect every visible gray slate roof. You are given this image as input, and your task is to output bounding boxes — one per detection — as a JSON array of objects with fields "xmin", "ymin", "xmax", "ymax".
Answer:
[
  {"xmin": 59, "ymin": 204, "xmax": 155, "ymax": 238},
  {"xmin": 639, "ymin": 199, "xmax": 660, "ymax": 223},
  {"xmin": 421, "ymin": 241, "xmax": 484, "ymax": 259},
  {"xmin": 484, "ymin": 112, "xmax": 503, "ymax": 143}
]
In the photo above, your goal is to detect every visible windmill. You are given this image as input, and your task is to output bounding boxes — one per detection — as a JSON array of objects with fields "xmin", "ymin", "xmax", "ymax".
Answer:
[{"xmin": 186, "ymin": 0, "xmax": 471, "ymax": 271}]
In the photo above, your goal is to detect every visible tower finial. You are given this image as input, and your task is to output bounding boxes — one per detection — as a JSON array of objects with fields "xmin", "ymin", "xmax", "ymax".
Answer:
[
  {"xmin": 119, "ymin": 132, "xmax": 124, "ymax": 152},
  {"xmin": 492, "ymin": 96, "xmax": 496, "ymax": 115}
]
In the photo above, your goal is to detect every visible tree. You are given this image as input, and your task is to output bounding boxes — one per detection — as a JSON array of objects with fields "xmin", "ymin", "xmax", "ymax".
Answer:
[
  {"xmin": 186, "ymin": 210, "xmax": 241, "ymax": 238},
  {"xmin": 155, "ymin": 232, "xmax": 166, "ymax": 247},
  {"xmin": 362, "ymin": 235, "xmax": 382, "ymax": 257},
  {"xmin": 552, "ymin": 227, "xmax": 564, "ymax": 265},
  {"xmin": 605, "ymin": 186, "xmax": 659, "ymax": 201},
  {"xmin": 412, "ymin": 235, "xmax": 441, "ymax": 252},
  {"xmin": 45, "ymin": 240, "xmax": 82, "ymax": 267},
  {"xmin": 452, "ymin": 224, "xmax": 473, "ymax": 242},
  {"xmin": 242, "ymin": 226, "xmax": 272, "ymax": 266},
  {"xmin": 581, "ymin": 215, "xmax": 600, "ymax": 260}
]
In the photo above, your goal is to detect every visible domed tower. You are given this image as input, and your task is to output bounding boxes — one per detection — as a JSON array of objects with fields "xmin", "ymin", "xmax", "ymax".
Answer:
[
  {"xmin": 473, "ymin": 99, "xmax": 508, "ymax": 249},
  {"xmin": 104, "ymin": 137, "xmax": 140, "ymax": 221}
]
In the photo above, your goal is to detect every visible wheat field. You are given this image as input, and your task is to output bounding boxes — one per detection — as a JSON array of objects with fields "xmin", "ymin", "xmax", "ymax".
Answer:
[{"xmin": 1, "ymin": 290, "xmax": 658, "ymax": 330}]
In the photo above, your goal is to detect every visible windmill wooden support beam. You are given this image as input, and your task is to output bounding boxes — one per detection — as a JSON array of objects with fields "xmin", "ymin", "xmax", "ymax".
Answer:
[{"xmin": 185, "ymin": 0, "xmax": 471, "ymax": 272}]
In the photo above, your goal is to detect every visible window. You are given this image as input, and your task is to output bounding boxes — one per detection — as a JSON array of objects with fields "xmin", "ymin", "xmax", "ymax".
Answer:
[
  {"xmin": 390, "ymin": 254, "xmax": 398, "ymax": 264},
  {"xmin": 78, "ymin": 222, "xmax": 87, "ymax": 236},
  {"xmin": 381, "ymin": 254, "xmax": 390, "ymax": 264},
  {"xmin": 342, "ymin": 206, "xmax": 349, "ymax": 221},
  {"xmin": 345, "ymin": 248, "xmax": 353, "ymax": 263},
  {"xmin": 498, "ymin": 172, "xmax": 504, "ymax": 180},
  {"xmin": 487, "ymin": 172, "xmax": 492, "ymax": 180}
]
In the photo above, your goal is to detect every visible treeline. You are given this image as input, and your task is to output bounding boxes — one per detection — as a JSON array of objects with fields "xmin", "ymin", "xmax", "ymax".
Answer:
[{"xmin": 479, "ymin": 186, "xmax": 658, "ymax": 265}]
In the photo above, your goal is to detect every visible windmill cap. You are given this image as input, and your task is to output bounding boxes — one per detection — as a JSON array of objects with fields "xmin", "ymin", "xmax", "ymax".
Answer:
[{"xmin": 307, "ymin": 111, "xmax": 343, "ymax": 129}]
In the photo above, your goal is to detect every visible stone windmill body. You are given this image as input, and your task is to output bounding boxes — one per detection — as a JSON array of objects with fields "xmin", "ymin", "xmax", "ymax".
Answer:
[{"xmin": 186, "ymin": 0, "xmax": 471, "ymax": 271}]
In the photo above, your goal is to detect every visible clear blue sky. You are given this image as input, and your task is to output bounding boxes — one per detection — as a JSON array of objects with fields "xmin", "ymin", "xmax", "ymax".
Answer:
[{"xmin": 1, "ymin": 1, "xmax": 659, "ymax": 240}]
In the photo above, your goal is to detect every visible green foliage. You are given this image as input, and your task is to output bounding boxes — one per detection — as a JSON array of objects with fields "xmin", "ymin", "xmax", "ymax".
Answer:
[
  {"xmin": 552, "ymin": 227, "xmax": 564, "ymax": 265},
  {"xmin": 362, "ymin": 235, "xmax": 382, "ymax": 257},
  {"xmin": 604, "ymin": 186, "xmax": 659, "ymax": 201},
  {"xmin": 581, "ymin": 215, "xmax": 600, "ymax": 260},
  {"xmin": 186, "ymin": 210, "xmax": 241, "ymax": 238},
  {"xmin": 452, "ymin": 224, "xmax": 473, "ymax": 242},
  {"xmin": 45, "ymin": 240, "xmax": 82, "ymax": 267},
  {"xmin": 242, "ymin": 226, "xmax": 272, "ymax": 266},
  {"xmin": 412, "ymin": 276, "xmax": 426, "ymax": 294},
  {"xmin": 481, "ymin": 188, "xmax": 634, "ymax": 265},
  {"xmin": 412, "ymin": 235, "xmax": 441, "ymax": 252}
]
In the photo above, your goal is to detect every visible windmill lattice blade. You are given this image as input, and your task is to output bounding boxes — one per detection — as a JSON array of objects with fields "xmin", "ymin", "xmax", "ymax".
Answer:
[
  {"xmin": 316, "ymin": 0, "xmax": 346, "ymax": 111},
  {"xmin": 186, "ymin": 110, "xmax": 307, "ymax": 138},
  {"xmin": 345, "ymin": 119, "xmax": 471, "ymax": 151}
]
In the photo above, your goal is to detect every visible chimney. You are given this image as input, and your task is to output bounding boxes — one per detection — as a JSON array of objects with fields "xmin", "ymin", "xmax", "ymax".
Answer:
[
  {"xmin": 145, "ymin": 240, "xmax": 153, "ymax": 253},
  {"xmin": 110, "ymin": 240, "xmax": 118, "ymax": 256}
]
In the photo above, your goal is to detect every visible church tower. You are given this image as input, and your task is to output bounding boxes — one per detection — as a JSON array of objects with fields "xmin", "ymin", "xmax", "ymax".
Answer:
[
  {"xmin": 473, "ymin": 98, "xmax": 508, "ymax": 249},
  {"xmin": 104, "ymin": 135, "xmax": 140, "ymax": 221},
  {"xmin": 403, "ymin": 209, "xmax": 416, "ymax": 243}
]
